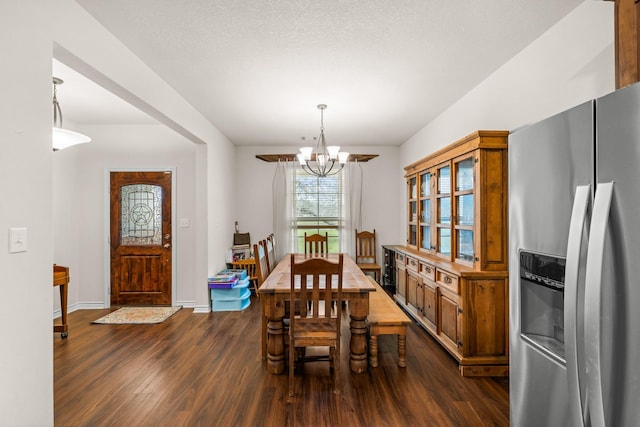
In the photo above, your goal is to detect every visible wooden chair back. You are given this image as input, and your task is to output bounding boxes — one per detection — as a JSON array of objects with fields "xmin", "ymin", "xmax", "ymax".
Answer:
[
  {"xmin": 266, "ymin": 234, "xmax": 277, "ymax": 273},
  {"xmin": 355, "ymin": 229, "xmax": 377, "ymax": 264},
  {"xmin": 355, "ymin": 229, "xmax": 382, "ymax": 282},
  {"xmin": 231, "ymin": 258, "xmax": 257, "ymax": 294},
  {"xmin": 304, "ymin": 232, "xmax": 328, "ymax": 255},
  {"xmin": 288, "ymin": 253, "xmax": 343, "ymax": 396},
  {"xmin": 253, "ymin": 241, "xmax": 270, "ymax": 290}
]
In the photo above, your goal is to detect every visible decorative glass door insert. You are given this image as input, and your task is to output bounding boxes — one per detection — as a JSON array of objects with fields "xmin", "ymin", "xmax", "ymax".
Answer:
[{"xmin": 120, "ymin": 184, "xmax": 163, "ymax": 246}]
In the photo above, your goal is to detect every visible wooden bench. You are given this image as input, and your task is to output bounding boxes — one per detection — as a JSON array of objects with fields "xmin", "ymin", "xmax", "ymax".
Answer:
[{"xmin": 366, "ymin": 277, "xmax": 412, "ymax": 368}]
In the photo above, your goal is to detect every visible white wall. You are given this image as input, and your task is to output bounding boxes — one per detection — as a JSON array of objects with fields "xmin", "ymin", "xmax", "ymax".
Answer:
[
  {"xmin": 234, "ymin": 145, "xmax": 402, "ymax": 262},
  {"xmin": 402, "ymin": 1, "xmax": 615, "ymax": 165},
  {"xmin": 207, "ymin": 136, "xmax": 236, "ymax": 277},
  {"xmin": 52, "ymin": 144, "xmax": 81, "ymax": 313},
  {"xmin": 52, "ymin": 0, "xmax": 236, "ymax": 313},
  {"xmin": 52, "ymin": 124, "xmax": 202, "ymax": 312},
  {"xmin": 399, "ymin": 1, "xmax": 615, "ymax": 242},
  {"xmin": 0, "ymin": 1, "xmax": 54, "ymax": 425}
]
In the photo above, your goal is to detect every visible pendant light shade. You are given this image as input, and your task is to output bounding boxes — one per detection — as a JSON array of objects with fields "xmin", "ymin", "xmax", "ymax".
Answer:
[{"xmin": 52, "ymin": 127, "xmax": 92, "ymax": 151}]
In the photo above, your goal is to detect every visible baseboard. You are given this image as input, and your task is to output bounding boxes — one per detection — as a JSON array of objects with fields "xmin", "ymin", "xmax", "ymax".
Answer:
[
  {"xmin": 192, "ymin": 304, "xmax": 211, "ymax": 314},
  {"xmin": 53, "ymin": 302, "xmax": 105, "ymax": 318}
]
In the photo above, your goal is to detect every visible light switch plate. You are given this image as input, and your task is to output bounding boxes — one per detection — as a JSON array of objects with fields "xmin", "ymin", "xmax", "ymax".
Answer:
[
  {"xmin": 179, "ymin": 218, "xmax": 190, "ymax": 228},
  {"xmin": 9, "ymin": 227, "xmax": 27, "ymax": 253}
]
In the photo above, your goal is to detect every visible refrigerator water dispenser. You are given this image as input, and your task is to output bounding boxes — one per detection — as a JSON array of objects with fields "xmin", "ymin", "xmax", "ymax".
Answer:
[{"xmin": 519, "ymin": 250, "xmax": 566, "ymax": 365}]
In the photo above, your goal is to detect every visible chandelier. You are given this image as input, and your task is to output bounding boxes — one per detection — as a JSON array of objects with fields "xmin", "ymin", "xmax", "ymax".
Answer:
[
  {"xmin": 296, "ymin": 104, "xmax": 349, "ymax": 177},
  {"xmin": 52, "ymin": 77, "xmax": 92, "ymax": 151}
]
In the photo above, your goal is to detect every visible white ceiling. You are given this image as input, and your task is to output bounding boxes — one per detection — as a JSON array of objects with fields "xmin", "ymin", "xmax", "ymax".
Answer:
[
  {"xmin": 58, "ymin": 0, "xmax": 584, "ymax": 147},
  {"xmin": 52, "ymin": 60, "xmax": 157, "ymax": 126}
]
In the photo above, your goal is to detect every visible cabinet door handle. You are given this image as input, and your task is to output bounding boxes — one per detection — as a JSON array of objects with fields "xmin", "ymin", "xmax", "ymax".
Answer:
[{"xmin": 444, "ymin": 276, "xmax": 452, "ymax": 284}]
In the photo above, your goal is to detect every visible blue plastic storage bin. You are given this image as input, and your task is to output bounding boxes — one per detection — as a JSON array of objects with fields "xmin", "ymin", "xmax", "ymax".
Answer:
[
  {"xmin": 210, "ymin": 278, "xmax": 249, "ymax": 299},
  {"xmin": 211, "ymin": 287, "xmax": 251, "ymax": 312}
]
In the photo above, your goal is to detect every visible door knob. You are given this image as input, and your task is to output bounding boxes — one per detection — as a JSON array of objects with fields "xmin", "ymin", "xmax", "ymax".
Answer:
[
  {"xmin": 164, "ymin": 234, "xmax": 171, "ymax": 239},
  {"xmin": 163, "ymin": 243, "xmax": 171, "ymax": 248}
]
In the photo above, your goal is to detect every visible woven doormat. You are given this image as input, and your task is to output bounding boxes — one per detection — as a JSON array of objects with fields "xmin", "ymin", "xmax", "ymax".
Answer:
[{"xmin": 92, "ymin": 306, "xmax": 182, "ymax": 324}]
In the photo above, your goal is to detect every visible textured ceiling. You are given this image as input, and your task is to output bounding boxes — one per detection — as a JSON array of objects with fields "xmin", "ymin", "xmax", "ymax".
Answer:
[{"xmin": 64, "ymin": 0, "xmax": 584, "ymax": 146}]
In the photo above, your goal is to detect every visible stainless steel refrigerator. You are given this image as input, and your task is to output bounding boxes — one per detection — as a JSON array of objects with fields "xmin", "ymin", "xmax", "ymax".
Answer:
[{"xmin": 509, "ymin": 82, "xmax": 640, "ymax": 427}]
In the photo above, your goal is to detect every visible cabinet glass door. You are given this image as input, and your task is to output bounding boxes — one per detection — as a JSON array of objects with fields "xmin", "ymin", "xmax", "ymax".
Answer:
[
  {"xmin": 437, "ymin": 165, "xmax": 451, "ymax": 257},
  {"xmin": 419, "ymin": 172, "xmax": 432, "ymax": 251},
  {"xmin": 454, "ymin": 156, "xmax": 475, "ymax": 263},
  {"xmin": 409, "ymin": 224, "xmax": 417, "ymax": 246},
  {"xmin": 456, "ymin": 158, "xmax": 474, "ymax": 191},
  {"xmin": 421, "ymin": 201, "xmax": 431, "ymax": 250},
  {"xmin": 408, "ymin": 176, "xmax": 417, "ymax": 247},
  {"xmin": 409, "ymin": 176, "xmax": 417, "ymax": 199}
]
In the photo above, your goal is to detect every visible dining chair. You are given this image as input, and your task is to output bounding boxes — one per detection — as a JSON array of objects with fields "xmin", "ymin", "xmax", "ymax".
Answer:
[
  {"xmin": 288, "ymin": 253, "xmax": 343, "ymax": 397},
  {"xmin": 231, "ymin": 258, "xmax": 258, "ymax": 296},
  {"xmin": 254, "ymin": 240, "xmax": 270, "ymax": 359},
  {"xmin": 304, "ymin": 232, "xmax": 328, "ymax": 255},
  {"xmin": 355, "ymin": 229, "xmax": 382, "ymax": 282},
  {"xmin": 253, "ymin": 241, "xmax": 270, "ymax": 296}
]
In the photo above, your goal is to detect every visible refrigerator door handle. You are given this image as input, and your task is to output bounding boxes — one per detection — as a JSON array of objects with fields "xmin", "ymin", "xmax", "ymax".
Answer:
[
  {"xmin": 565, "ymin": 185, "xmax": 591, "ymax": 427},
  {"xmin": 584, "ymin": 181, "xmax": 614, "ymax": 427}
]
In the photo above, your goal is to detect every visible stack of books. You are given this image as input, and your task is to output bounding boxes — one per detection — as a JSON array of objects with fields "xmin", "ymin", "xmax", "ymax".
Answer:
[
  {"xmin": 207, "ymin": 273, "xmax": 238, "ymax": 289},
  {"xmin": 217, "ymin": 269, "xmax": 248, "ymax": 281}
]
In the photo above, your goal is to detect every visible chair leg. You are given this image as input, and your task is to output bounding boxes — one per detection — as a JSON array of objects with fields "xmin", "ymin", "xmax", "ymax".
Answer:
[
  {"xmin": 398, "ymin": 333, "xmax": 407, "ymax": 368},
  {"xmin": 332, "ymin": 346, "xmax": 340, "ymax": 395},
  {"xmin": 261, "ymin": 310, "xmax": 267, "ymax": 360},
  {"xmin": 369, "ymin": 335, "xmax": 379, "ymax": 368},
  {"xmin": 289, "ymin": 340, "xmax": 295, "ymax": 397}
]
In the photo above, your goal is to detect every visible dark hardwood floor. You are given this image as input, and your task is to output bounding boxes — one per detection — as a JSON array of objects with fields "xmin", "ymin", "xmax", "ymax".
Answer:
[{"xmin": 54, "ymin": 296, "xmax": 509, "ymax": 427}]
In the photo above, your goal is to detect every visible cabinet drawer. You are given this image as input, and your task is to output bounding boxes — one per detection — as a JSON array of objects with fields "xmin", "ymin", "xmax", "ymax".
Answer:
[
  {"xmin": 406, "ymin": 256, "xmax": 419, "ymax": 272},
  {"xmin": 396, "ymin": 252, "xmax": 406, "ymax": 265},
  {"xmin": 420, "ymin": 262, "xmax": 436, "ymax": 281},
  {"xmin": 437, "ymin": 270, "xmax": 459, "ymax": 294}
]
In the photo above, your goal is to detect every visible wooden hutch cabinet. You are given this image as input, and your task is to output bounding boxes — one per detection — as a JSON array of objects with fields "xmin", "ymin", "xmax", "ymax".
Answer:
[{"xmin": 395, "ymin": 130, "xmax": 509, "ymax": 376}]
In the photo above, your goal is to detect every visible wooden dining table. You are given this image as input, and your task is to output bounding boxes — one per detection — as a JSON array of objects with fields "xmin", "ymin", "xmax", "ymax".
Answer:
[{"xmin": 258, "ymin": 253, "xmax": 376, "ymax": 374}]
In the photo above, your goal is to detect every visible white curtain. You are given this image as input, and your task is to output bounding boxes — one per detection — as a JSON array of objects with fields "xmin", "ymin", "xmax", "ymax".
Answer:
[
  {"xmin": 341, "ymin": 161, "xmax": 363, "ymax": 257},
  {"xmin": 272, "ymin": 160, "xmax": 296, "ymax": 260}
]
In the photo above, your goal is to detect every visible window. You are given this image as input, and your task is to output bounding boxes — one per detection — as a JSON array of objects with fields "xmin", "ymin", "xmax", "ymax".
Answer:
[{"xmin": 293, "ymin": 168, "xmax": 343, "ymax": 253}]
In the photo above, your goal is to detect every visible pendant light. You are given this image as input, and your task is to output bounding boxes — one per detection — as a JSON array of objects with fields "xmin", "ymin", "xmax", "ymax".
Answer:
[{"xmin": 52, "ymin": 77, "xmax": 91, "ymax": 151}]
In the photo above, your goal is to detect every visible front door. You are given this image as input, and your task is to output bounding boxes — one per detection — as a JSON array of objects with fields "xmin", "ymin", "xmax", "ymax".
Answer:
[{"xmin": 110, "ymin": 171, "xmax": 172, "ymax": 306}]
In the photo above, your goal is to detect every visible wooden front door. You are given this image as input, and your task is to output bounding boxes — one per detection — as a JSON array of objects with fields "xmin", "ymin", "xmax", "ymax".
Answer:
[{"xmin": 110, "ymin": 171, "xmax": 172, "ymax": 306}]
